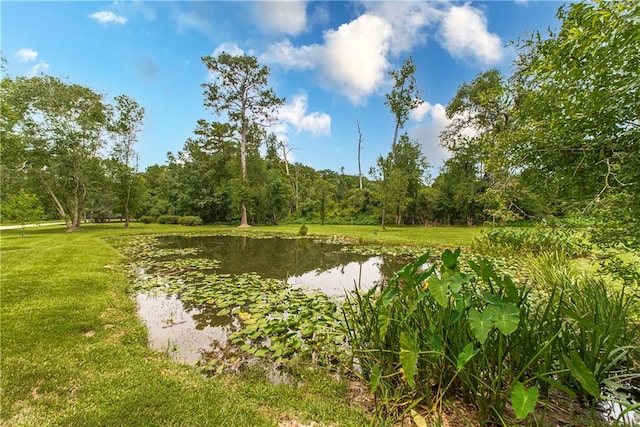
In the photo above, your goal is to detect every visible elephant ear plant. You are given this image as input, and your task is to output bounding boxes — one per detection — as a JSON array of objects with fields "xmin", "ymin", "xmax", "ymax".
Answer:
[{"xmin": 342, "ymin": 248, "xmax": 640, "ymax": 425}]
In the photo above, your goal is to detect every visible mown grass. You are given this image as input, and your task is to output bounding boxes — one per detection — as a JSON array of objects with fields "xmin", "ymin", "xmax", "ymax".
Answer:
[{"xmin": 1, "ymin": 223, "xmax": 376, "ymax": 426}]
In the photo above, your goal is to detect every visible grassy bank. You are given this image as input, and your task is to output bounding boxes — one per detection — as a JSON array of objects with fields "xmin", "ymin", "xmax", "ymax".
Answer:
[{"xmin": 1, "ymin": 223, "xmax": 383, "ymax": 426}]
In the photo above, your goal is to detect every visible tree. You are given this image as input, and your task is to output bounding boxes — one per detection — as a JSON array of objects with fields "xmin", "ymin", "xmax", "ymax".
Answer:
[
  {"xmin": 441, "ymin": 69, "xmax": 512, "ymax": 174},
  {"xmin": 356, "ymin": 119, "xmax": 364, "ymax": 190},
  {"xmin": 4, "ymin": 75, "xmax": 107, "ymax": 231},
  {"xmin": 511, "ymin": 0, "xmax": 639, "ymax": 216},
  {"xmin": 371, "ymin": 134, "xmax": 428, "ymax": 228},
  {"xmin": 2, "ymin": 189, "xmax": 44, "ymax": 237},
  {"xmin": 385, "ymin": 57, "xmax": 422, "ymax": 147},
  {"xmin": 201, "ymin": 53, "xmax": 284, "ymax": 227},
  {"xmin": 109, "ymin": 94, "xmax": 145, "ymax": 228}
]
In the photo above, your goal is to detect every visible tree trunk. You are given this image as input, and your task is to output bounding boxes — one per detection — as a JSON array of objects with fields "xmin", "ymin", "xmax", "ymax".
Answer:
[
  {"xmin": 239, "ymin": 117, "xmax": 249, "ymax": 227},
  {"xmin": 391, "ymin": 121, "xmax": 400, "ymax": 147},
  {"xmin": 357, "ymin": 120, "xmax": 363, "ymax": 190},
  {"xmin": 381, "ymin": 201, "xmax": 386, "ymax": 230}
]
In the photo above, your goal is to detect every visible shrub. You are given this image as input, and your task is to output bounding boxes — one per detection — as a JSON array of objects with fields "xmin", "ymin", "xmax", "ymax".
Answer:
[
  {"xmin": 157, "ymin": 214, "xmax": 180, "ymax": 224},
  {"xmin": 298, "ymin": 224, "xmax": 308, "ymax": 236},
  {"xmin": 343, "ymin": 248, "xmax": 638, "ymax": 425},
  {"xmin": 138, "ymin": 215, "xmax": 155, "ymax": 224},
  {"xmin": 179, "ymin": 216, "xmax": 203, "ymax": 226}
]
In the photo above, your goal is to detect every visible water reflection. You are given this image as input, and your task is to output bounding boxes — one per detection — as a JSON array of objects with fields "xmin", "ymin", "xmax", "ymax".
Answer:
[
  {"xmin": 136, "ymin": 293, "xmax": 238, "ymax": 364},
  {"xmin": 155, "ymin": 235, "xmax": 406, "ymax": 295},
  {"xmin": 137, "ymin": 235, "xmax": 409, "ymax": 364}
]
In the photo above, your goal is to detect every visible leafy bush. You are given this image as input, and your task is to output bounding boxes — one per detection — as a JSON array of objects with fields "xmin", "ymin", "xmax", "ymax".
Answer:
[
  {"xmin": 298, "ymin": 224, "xmax": 308, "ymax": 236},
  {"xmin": 179, "ymin": 216, "xmax": 203, "ymax": 226},
  {"xmin": 138, "ymin": 215, "xmax": 155, "ymax": 224},
  {"xmin": 472, "ymin": 227, "xmax": 591, "ymax": 258},
  {"xmin": 343, "ymin": 249, "xmax": 639, "ymax": 425},
  {"xmin": 157, "ymin": 214, "xmax": 180, "ymax": 224}
]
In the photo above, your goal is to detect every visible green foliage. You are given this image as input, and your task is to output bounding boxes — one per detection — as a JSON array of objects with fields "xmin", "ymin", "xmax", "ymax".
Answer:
[
  {"xmin": 1, "ymin": 226, "xmax": 368, "ymax": 426},
  {"xmin": 472, "ymin": 227, "xmax": 591, "ymax": 258},
  {"xmin": 179, "ymin": 216, "xmax": 203, "ymax": 226},
  {"xmin": 298, "ymin": 224, "xmax": 308, "ymax": 236},
  {"xmin": 1, "ymin": 189, "xmax": 44, "ymax": 237},
  {"xmin": 157, "ymin": 214, "xmax": 181, "ymax": 224},
  {"xmin": 343, "ymin": 248, "xmax": 639, "ymax": 424},
  {"xmin": 138, "ymin": 215, "xmax": 155, "ymax": 224}
]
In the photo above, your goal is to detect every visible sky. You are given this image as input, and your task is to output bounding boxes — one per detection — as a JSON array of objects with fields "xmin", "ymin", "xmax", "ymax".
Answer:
[{"xmin": 2, "ymin": 0, "xmax": 564, "ymax": 178}]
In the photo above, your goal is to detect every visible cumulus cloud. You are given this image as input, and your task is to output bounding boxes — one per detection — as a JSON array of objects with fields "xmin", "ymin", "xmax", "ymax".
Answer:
[
  {"xmin": 255, "ymin": 1, "xmax": 307, "ymax": 36},
  {"xmin": 90, "ymin": 10, "xmax": 127, "ymax": 25},
  {"xmin": 15, "ymin": 48, "xmax": 38, "ymax": 62},
  {"xmin": 438, "ymin": 4, "xmax": 504, "ymax": 65},
  {"xmin": 366, "ymin": 1, "xmax": 441, "ymax": 55},
  {"xmin": 410, "ymin": 101, "xmax": 431, "ymax": 122},
  {"xmin": 28, "ymin": 61, "xmax": 50, "ymax": 77},
  {"xmin": 212, "ymin": 42, "xmax": 245, "ymax": 57},
  {"xmin": 278, "ymin": 93, "xmax": 331, "ymax": 136},
  {"xmin": 263, "ymin": 14, "xmax": 393, "ymax": 104},
  {"xmin": 261, "ymin": 40, "xmax": 316, "ymax": 69}
]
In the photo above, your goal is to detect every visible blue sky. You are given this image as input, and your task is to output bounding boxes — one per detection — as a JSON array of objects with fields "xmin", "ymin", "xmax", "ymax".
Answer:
[{"xmin": 3, "ymin": 1, "xmax": 563, "ymax": 178}]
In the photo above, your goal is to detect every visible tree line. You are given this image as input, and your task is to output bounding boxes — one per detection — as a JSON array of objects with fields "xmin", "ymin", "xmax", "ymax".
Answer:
[{"xmin": 2, "ymin": 1, "xmax": 638, "ymax": 246}]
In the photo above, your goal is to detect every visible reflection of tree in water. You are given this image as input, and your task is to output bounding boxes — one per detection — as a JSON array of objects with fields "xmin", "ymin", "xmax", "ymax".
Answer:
[
  {"xmin": 183, "ymin": 300, "xmax": 239, "ymax": 330},
  {"xmin": 156, "ymin": 235, "xmax": 406, "ymax": 281}
]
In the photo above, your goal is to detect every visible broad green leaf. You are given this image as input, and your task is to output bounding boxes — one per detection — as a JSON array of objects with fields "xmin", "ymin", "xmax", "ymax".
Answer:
[
  {"xmin": 469, "ymin": 308, "xmax": 493, "ymax": 344},
  {"xmin": 446, "ymin": 272, "xmax": 470, "ymax": 294},
  {"xmin": 487, "ymin": 303, "xmax": 520, "ymax": 335},
  {"xmin": 428, "ymin": 275, "xmax": 448, "ymax": 307},
  {"xmin": 410, "ymin": 409, "xmax": 428, "ymax": 427},
  {"xmin": 378, "ymin": 305, "xmax": 390, "ymax": 338},
  {"xmin": 563, "ymin": 351, "xmax": 600, "ymax": 398},
  {"xmin": 381, "ymin": 286, "xmax": 398, "ymax": 307},
  {"xmin": 399, "ymin": 331, "xmax": 418, "ymax": 388},
  {"xmin": 441, "ymin": 249, "xmax": 459, "ymax": 270},
  {"xmin": 456, "ymin": 342, "xmax": 478, "ymax": 371},
  {"xmin": 424, "ymin": 325, "xmax": 444, "ymax": 352},
  {"xmin": 369, "ymin": 363, "xmax": 381, "ymax": 393},
  {"xmin": 511, "ymin": 381, "xmax": 539, "ymax": 419}
]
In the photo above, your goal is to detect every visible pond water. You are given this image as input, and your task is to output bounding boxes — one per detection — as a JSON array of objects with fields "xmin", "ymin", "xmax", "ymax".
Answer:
[
  {"xmin": 136, "ymin": 235, "xmax": 409, "ymax": 364},
  {"xmin": 152, "ymin": 235, "xmax": 405, "ymax": 294}
]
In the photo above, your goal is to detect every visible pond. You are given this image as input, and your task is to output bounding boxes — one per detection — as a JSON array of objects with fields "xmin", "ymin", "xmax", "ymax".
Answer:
[{"xmin": 133, "ymin": 235, "xmax": 410, "ymax": 364}]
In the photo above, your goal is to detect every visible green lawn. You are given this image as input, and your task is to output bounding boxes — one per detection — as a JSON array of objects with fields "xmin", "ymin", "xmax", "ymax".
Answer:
[{"xmin": 5, "ymin": 223, "xmax": 418, "ymax": 426}]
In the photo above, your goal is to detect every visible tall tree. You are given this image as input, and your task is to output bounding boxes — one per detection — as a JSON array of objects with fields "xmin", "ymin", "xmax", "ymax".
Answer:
[
  {"xmin": 109, "ymin": 94, "xmax": 145, "ymax": 228},
  {"xmin": 356, "ymin": 119, "xmax": 363, "ymax": 190},
  {"xmin": 4, "ymin": 75, "xmax": 107, "ymax": 231},
  {"xmin": 201, "ymin": 53, "xmax": 284, "ymax": 227},
  {"xmin": 385, "ymin": 57, "xmax": 422, "ymax": 147},
  {"xmin": 511, "ymin": 0, "xmax": 639, "ymax": 216}
]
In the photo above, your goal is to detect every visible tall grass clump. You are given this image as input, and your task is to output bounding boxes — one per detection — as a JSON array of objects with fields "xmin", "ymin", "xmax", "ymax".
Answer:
[
  {"xmin": 343, "ymin": 249, "xmax": 639, "ymax": 425},
  {"xmin": 472, "ymin": 227, "xmax": 591, "ymax": 258}
]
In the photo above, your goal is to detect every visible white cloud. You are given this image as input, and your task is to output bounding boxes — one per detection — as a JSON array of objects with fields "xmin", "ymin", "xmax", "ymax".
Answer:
[
  {"xmin": 212, "ymin": 42, "xmax": 244, "ymax": 57},
  {"xmin": 263, "ymin": 14, "xmax": 393, "ymax": 104},
  {"xmin": 409, "ymin": 101, "xmax": 431, "ymax": 122},
  {"xmin": 321, "ymin": 14, "xmax": 393, "ymax": 103},
  {"xmin": 278, "ymin": 93, "xmax": 331, "ymax": 136},
  {"xmin": 366, "ymin": 1, "xmax": 441, "ymax": 55},
  {"xmin": 255, "ymin": 1, "xmax": 307, "ymax": 36},
  {"xmin": 15, "ymin": 48, "xmax": 38, "ymax": 62},
  {"xmin": 90, "ymin": 10, "xmax": 127, "ymax": 25},
  {"xmin": 261, "ymin": 40, "xmax": 316, "ymax": 69},
  {"xmin": 438, "ymin": 4, "xmax": 504, "ymax": 65},
  {"xmin": 28, "ymin": 61, "xmax": 50, "ymax": 77}
]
